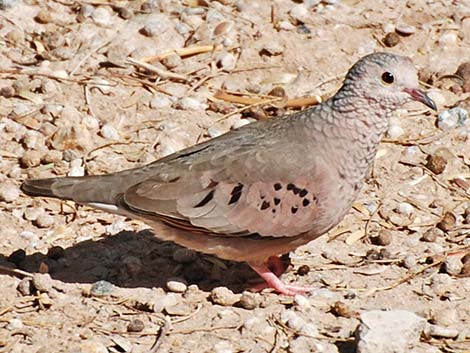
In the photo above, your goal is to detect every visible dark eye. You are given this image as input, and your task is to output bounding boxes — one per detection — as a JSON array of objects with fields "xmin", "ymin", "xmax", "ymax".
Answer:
[{"xmin": 381, "ymin": 72, "xmax": 394, "ymax": 84}]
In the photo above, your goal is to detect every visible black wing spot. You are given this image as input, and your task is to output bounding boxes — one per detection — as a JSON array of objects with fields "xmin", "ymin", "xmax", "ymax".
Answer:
[
  {"xmin": 292, "ymin": 187, "xmax": 300, "ymax": 195},
  {"xmin": 287, "ymin": 183, "xmax": 294, "ymax": 190},
  {"xmin": 260, "ymin": 200, "xmax": 270, "ymax": 210},
  {"xmin": 195, "ymin": 190, "xmax": 215, "ymax": 208},
  {"xmin": 291, "ymin": 206, "xmax": 298, "ymax": 214},
  {"xmin": 299, "ymin": 189, "xmax": 308, "ymax": 197},
  {"xmin": 273, "ymin": 197, "xmax": 280, "ymax": 205},
  {"xmin": 274, "ymin": 183, "xmax": 282, "ymax": 191},
  {"xmin": 229, "ymin": 184, "xmax": 244, "ymax": 204},
  {"xmin": 302, "ymin": 199, "xmax": 310, "ymax": 207}
]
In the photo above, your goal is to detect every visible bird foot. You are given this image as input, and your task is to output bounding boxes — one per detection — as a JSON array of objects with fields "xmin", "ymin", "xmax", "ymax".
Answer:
[{"xmin": 248, "ymin": 261, "xmax": 311, "ymax": 296}]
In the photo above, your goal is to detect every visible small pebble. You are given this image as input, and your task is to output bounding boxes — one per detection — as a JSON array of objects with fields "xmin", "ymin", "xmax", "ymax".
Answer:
[
  {"xmin": 437, "ymin": 212, "xmax": 456, "ymax": 232},
  {"xmin": 431, "ymin": 308, "xmax": 458, "ymax": 327},
  {"xmin": 161, "ymin": 54, "xmax": 182, "ymax": 69},
  {"xmin": 20, "ymin": 150, "xmax": 42, "ymax": 168},
  {"xmin": 166, "ymin": 279, "xmax": 187, "ymax": 293},
  {"xmin": 165, "ymin": 302, "xmax": 193, "ymax": 316},
  {"xmin": 421, "ymin": 228, "xmax": 443, "ymax": 242},
  {"xmin": 443, "ymin": 256, "xmax": 463, "ymax": 276},
  {"xmin": 395, "ymin": 23, "xmax": 416, "ymax": 36},
  {"xmin": 0, "ymin": 86, "xmax": 15, "ymax": 98},
  {"xmin": 460, "ymin": 254, "xmax": 470, "ymax": 276},
  {"xmin": 213, "ymin": 341, "xmax": 234, "ymax": 353},
  {"xmin": 17, "ymin": 278, "xmax": 34, "ymax": 296},
  {"xmin": 140, "ymin": 20, "xmax": 166, "ymax": 37},
  {"xmin": 426, "ymin": 154, "xmax": 447, "ymax": 174},
  {"xmin": 127, "ymin": 319, "xmax": 145, "ymax": 333},
  {"xmin": 172, "ymin": 248, "xmax": 197, "ymax": 263},
  {"xmin": 121, "ymin": 256, "xmax": 143, "ymax": 277},
  {"xmin": 24, "ymin": 207, "xmax": 42, "ymax": 221},
  {"xmin": 0, "ymin": 183, "xmax": 20, "ymax": 203},
  {"xmin": 296, "ymin": 264, "xmax": 310, "ymax": 276},
  {"xmin": 403, "ymin": 255, "xmax": 417, "ymax": 269},
  {"xmin": 439, "ymin": 32, "xmax": 458, "ymax": 48},
  {"xmin": 117, "ymin": 7, "xmax": 133, "ymax": 19},
  {"xmin": 331, "ymin": 301, "xmax": 354, "ymax": 318},
  {"xmin": 90, "ymin": 280, "xmax": 114, "ymax": 297},
  {"xmin": 217, "ymin": 52, "xmax": 237, "ymax": 71},
  {"xmin": 370, "ymin": 229, "xmax": 393, "ymax": 246},
  {"xmin": 35, "ymin": 10, "xmax": 53, "ymax": 24},
  {"xmin": 91, "ymin": 6, "xmax": 113, "ymax": 26},
  {"xmin": 231, "ymin": 118, "xmax": 251, "ymax": 130},
  {"xmin": 100, "ymin": 124, "xmax": 120, "ymax": 140},
  {"xmin": 32, "ymin": 273, "xmax": 53, "ymax": 293},
  {"xmin": 34, "ymin": 213, "xmax": 54, "ymax": 228},
  {"xmin": 280, "ymin": 310, "xmax": 305, "ymax": 332},
  {"xmin": 111, "ymin": 336, "xmax": 133, "ymax": 353},
  {"xmin": 6, "ymin": 318, "xmax": 23, "ymax": 331},
  {"xmin": 238, "ymin": 291, "xmax": 259, "ymax": 310},
  {"xmin": 294, "ymin": 295, "xmax": 311, "ymax": 309},
  {"xmin": 386, "ymin": 124, "xmax": 404, "ymax": 139},
  {"xmin": 437, "ymin": 107, "xmax": 469, "ymax": 130},
  {"xmin": 176, "ymin": 97, "xmax": 206, "ymax": 111},
  {"xmin": 210, "ymin": 287, "xmax": 239, "ymax": 306},
  {"xmin": 383, "ymin": 32, "xmax": 400, "ymax": 47},
  {"xmin": 42, "ymin": 150, "xmax": 63, "ymax": 164},
  {"xmin": 395, "ymin": 202, "xmax": 413, "ymax": 216}
]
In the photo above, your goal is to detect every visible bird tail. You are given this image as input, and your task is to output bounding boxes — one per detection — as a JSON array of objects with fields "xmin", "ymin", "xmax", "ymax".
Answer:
[{"xmin": 21, "ymin": 174, "xmax": 123, "ymax": 205}]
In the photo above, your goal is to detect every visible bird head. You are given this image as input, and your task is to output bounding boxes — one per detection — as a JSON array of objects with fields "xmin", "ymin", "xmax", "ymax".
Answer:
[{"xmin": 342, "ymin": 52, "xmax": 436, "ymax": 111}]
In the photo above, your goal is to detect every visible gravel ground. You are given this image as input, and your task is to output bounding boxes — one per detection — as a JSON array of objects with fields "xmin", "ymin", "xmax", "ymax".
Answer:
[{"xmin": 0, "ymin": 1, "xmax": 470, "ymax": 352}]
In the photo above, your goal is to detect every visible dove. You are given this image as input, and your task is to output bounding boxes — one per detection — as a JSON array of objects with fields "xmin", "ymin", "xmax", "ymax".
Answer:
[{"xmin": 21, "ymin": 52, "xmax": 436, "ymax": 295}]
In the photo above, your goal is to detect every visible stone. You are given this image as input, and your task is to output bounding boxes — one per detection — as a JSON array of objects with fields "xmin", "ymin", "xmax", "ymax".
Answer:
[{"xmin": 356, "ymin": 310, "xmax": 426, "ymax": 353}]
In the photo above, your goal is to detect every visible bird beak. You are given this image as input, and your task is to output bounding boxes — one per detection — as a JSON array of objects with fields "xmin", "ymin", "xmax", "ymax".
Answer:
[{"xmin": 403, "ymin": 88, "xmax": 437, "ymax": 111}]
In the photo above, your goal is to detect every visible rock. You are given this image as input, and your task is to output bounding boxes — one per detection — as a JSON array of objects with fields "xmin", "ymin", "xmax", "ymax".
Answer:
[
  {"xmin": 152, "ymin": 293, "xmax": 179, "ymax": 313},
  {"xmin": 426, "ymin": 154, "xmax": 447, "ymax": 174},
  {"xmin": 210, "ymin": 287, "xmax": 240, "ymax": 306},
  {"xmin": 395, "ymin": 23, "xmax": 416, "ymax": 36},
  {"xmin": 395, "ymin": 202, "xmax": 413, "ymax": 216},
  {"xmin": 20, "ymin": 150, "xmax": 42, "ymax": 168},
  {"xmin": 34, "ymin": 213, "xmax": 54, "ymax": 228},
  {"xmin": 294, "ymin": 294, "xmax": 311, "ymax": 309},
  {"xmin": 42, "ymin": 150, "xmax": 63, "ymax": 164},
  {"xmin": 111, "ymin": 336, "xmax": 133, "ymax": 353},
  {"xmin": 213, "ymin": 340, "xmax": 234, "ymax": 353},
  {"xmin": 17, "ymin": 278, "xmax": 34, "ymax": 296},
  {"xmin": 238, "ymin": 291, "xmax": 259, "ymax": 310},
  {"xmin": 330, "ymin": 301, "xmax": 354, "ymax": 318},
  {"xmin": 176, "ymin": 97, "xmax": 206, "ymax": 111},
  {"xmin": 91, "ymin": 6, "xmax": 113, "ymax": 26},
  {"xmin": 383, "ymin": 32, "xmax": 400, "ymax": 47},
  {"xmin": 443, "ymin": 255, "xmax": 463, "ymax": 276},
  {"xmin": 296, "ymin": 264, "xmax": 310, "ymax": 276},
  {"xmin": 386, "ymin": 124, "xmax": 404, "ymax": 139},
  {"xmin": 172, "ymin": 248, "xmax": 197, "ymax": 263},
  {"xmin": 437, "ymin": 212, "xmax": 456, "ymax": 232},
  {"xmin": 161, "ymin": 54, "xmax": 182, "ymax": 69},
  {"xmin": 165, "ymin": 302, "xmax": 193, "ymax": 316},
  {"xmin": 90, "ymin": 280, "xmax": 115, "ymax": 297},
  {"xmin": 430, "ymin": 308, "xmax": 458, "ymax": 327},
  {"xmin": 217, "ymin": 52, "xmax": 237, "ymax": 71},
  {"xmin": 0, "ymin": 183, "xmax": 20, "ymax": 203},
  {"xmin": 289, "ymin": 336, "xmax": 339, "ymax": 353},
  {"xmin": 356, "ymin": 310, "xmax": 426, "ymax": 353},
  {"xmin": 166, "ymin": 279, "xmax": 187, "ymax": 293},
  {"xmin": 6, "ymin": 318, "xmax": 23, "ymax": 330},
  {"xmin": 421, "ymin": 228, "xmax": 443, "ymax": 242},
  {"xmin": 24, "ymin": 207, "xmax": 42, "ymax": 221},
  {"xmin": 80, "ymin": 339, "xmax": 108, "ymax": 353},
  {"xmin": 439, "ymin": 32, "xmax": 458, "ymax": 48},
  {"xmin": 100, "ymin": 124, "xmax": 120, "ymax": 140},
  {"xmin": 35, "ymin": 10, "xmax": 53, "ymax": 24},
  {"xmin": 437, "ymin": 107, "xmax": 468, "ymax": 130},
  {"xmin": 127, "ymin": 319, "xmax": 145, "ymax": 333},
  {"xmin": 32, "ymin": 273, "xmax": 53, "ymax": 293},
  {"xmin": 370, "ymin": 229, "xmax": 393, "ymax": 246},
  {"xmin": 150, "ymin": 95, "xmax": 172, "ymax": 109}
]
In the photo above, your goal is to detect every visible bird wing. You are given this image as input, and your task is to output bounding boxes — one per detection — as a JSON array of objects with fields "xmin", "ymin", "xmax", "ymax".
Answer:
[{"xmin": 120, "ymin": 121, "xmax": 335, "ymax": 238}]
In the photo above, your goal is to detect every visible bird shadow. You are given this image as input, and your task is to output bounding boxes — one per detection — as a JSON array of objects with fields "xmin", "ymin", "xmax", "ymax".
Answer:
[{"xmin": 1, "ymin": 229, "xmax": 260, "ymax": 293}]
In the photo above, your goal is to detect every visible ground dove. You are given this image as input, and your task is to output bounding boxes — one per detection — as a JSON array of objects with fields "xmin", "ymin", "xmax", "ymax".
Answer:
[{"xmin": 21, "ymin": 52, "xmax": 436, "ymax": 295}]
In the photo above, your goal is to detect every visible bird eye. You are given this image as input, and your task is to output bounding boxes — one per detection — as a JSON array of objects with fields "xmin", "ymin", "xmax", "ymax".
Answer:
[{"xmin": 381, "ymin": 72, "xmax": 394, "ymax": 84}]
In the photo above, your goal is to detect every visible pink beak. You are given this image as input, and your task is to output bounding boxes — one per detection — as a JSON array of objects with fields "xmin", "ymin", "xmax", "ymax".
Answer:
[{"xmin": 403, "ymin": 88, "xmax": 437, "ymax": 111}]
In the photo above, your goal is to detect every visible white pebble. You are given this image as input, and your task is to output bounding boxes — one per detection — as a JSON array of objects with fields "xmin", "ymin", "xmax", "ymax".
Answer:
[
  {"xmin": 395, "ymin": 202, "xmax": 413, "ymax": 216},
  {"xmin": 294, "ymin": 295, "xmax": 311, "ymax": 309},
  {"xmin": 395, "ymin": 23, "xmax": 416, "ymax": 35},
  {"xmin": 437, "ymin": 108, "xmax": 468, "ymax": 130},
  {"xmin": 290, "ymin": 4, "xmax": 309, "ymax": 23},
  {"xmin": 6, "ymin": 318, "xmax": 23, "ymax": 330},
  {"xmin": 213, "ymin": 341, "xmax": 234, "ymax": 353},
  {"xmin": 100, "ymin": 124, "xmax": 120, "ymax": 140},
  {"xmin": 91, "ymin": 6, "xmax": 113, "ymax": 26},
  {"xmin": 0, "ymin": 183, "xmax": 20, "ymax": 203},
  {"xmin": 166, "ymin": 279, "xmax": 188, "ymax": 293},
  {"xmin": 175, "ymin": 22, "xmax": 191, "ymax": 35},
  {"xmin": 68, "ymin": 165, "xmax": 85, "ymax": 177},
  {"xmin": 207, "ymin": 125, "xmax": 227, "ymax": 138},
  {"xmin": 277, "ymin": 20, "xmax": 296, "ymax": 31},
  {"xmin": 82, "ymin": 115, "xmax": 100, "ymax": 130},
  {"xmin": 386, "ymin": 124, "xmax": 404, "ymax": 139},
  {"xmin": 439, "ymin": 31, "xmax": 458, "ymax": 48},
  {"xmin": 281, "ymin": 310, "xmax": 305, "ymax": 331},
  {"xmin": 150, "ymin": 95, "xmax": 172, "ymax": 109},
  {"xmin": 231, "ymin": 118, "xmax": 251, "ymax": 129},
  {"xmin": 427, "ymin": 90, "xmax": 446, "ymax": 108},
  {"xmin": 176, "ymin": 97, "xmax": 205, "ymax": 111},
  {"xmin": 217, "ymin": 52, "xmax": 237, "ymax": 71},
  {"xmin": 35, "ymin": 213, "xmax": 54, "ymax": 228},
  {"xmin": 300, "ymin": 322, "xmax": 319, "ymax": 337}
]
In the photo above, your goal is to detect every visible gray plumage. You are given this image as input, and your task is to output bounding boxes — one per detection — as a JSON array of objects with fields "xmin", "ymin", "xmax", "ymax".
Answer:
[{"xmin": 21, "ymin": 52, "xmax": 436, "ymax": 294}]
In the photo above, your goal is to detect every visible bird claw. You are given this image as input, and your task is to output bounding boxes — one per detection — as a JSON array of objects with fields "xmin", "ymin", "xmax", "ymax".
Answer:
[{"xmin": 248, "ymin": 260, "xmax": 311, "ymax": 296}]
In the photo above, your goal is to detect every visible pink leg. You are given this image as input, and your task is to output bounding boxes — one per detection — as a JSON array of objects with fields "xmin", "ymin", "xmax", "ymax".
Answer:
[
  {"xmin": 248, "ymin": 262, "xmax": 311, "ymax": 296},
  {"xmin": 266, "ymin": 255, "xmax": 289, "ymax": 277}
]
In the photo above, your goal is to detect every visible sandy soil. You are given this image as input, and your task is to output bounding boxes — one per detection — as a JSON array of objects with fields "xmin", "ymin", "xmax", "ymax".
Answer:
[{"xmin": 0, "ymin": 0, "xmax": 470, "ymax": 352}]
